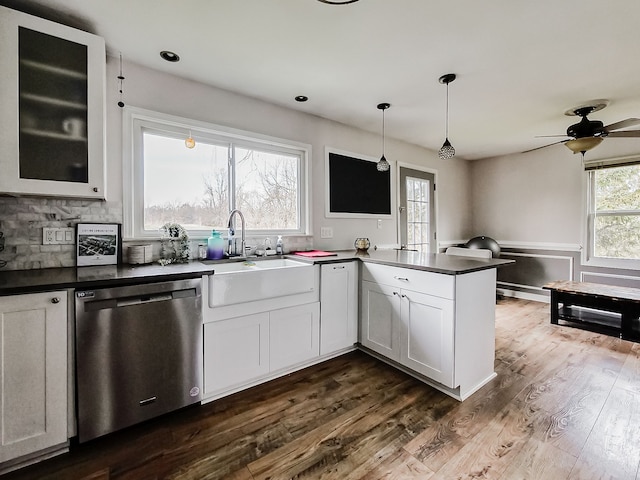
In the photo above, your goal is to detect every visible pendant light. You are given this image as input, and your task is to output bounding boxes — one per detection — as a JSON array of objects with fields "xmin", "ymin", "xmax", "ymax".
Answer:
[
  {"xmin": 438, "ymin": 73, "xmax": 456, "ymax": 160},
  {"xmin": 377, "ymin": 102, "xmax": 390, "ymax": 172},
  {"xmin": 185, "ymin": 130, "xmax": 195, "ymax": 149},
  {"xmin": 117, "ymin": 53, "xmax": 125, "ymax": 108}
]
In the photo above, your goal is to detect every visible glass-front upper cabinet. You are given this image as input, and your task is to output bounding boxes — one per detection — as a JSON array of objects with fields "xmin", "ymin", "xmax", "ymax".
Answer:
[{"xmin": 0, "ymin": 6, "xmax": 106, "ymax": 199}]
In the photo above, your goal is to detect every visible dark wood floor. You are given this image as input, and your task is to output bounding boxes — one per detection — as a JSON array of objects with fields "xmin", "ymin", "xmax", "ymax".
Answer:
[{"xmin": 5, "ymin": 297, "xmax": 640, "ymax": 479}]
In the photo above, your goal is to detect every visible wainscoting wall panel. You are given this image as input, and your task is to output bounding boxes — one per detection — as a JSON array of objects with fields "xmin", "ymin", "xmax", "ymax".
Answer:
[
  {"xmin": 491, "ymin": 242, "xmax": 640, "ymax": 301},
  {"xmin": 497, "ymin": 248, "xmax": 579, "ymax": 302}
]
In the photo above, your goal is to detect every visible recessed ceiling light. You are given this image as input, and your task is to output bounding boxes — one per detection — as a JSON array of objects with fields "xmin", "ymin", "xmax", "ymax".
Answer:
[
  {"xmin": 317, "ymin": 0, "xmax": 360, "ymax": 4},
  {"xmin": 295, "ymin": 95, "xmax": 309, "ymax": 102},
  {"xmin": 160, "ymin": 50, "xmax": 180, "ymax": 62}
]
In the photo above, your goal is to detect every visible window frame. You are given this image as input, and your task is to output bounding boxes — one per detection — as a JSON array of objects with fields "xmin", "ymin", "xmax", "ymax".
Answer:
[
  {"xmin": 584, "ymin": 157, "xmax": 640, "ymax": 270},
  {"xmin": 122, "ymin": 106, "xmax": 311, "ymax": 240}
]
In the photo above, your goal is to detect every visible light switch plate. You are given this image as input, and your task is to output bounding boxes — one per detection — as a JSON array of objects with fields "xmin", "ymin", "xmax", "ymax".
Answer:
[
  {"xmin": 43, "ymin": 227, "xmax": 75, "ymax": 245},
  {"xmin": 320, "ymin": 227, "xmax": 333, "ymax": 239}
]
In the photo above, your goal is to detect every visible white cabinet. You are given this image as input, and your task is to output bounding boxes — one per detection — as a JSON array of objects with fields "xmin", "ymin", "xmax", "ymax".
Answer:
[
  {"xmin": 320, "ymin": 262, "xmax": 358, "ymax": 355},
  {"xmin": 0, "ymin": 291, "xmax": 68, "ymax": 465},
  {"xmin": 203, "ymin": 312, "xmax": 269, "ymax": 397},
  {"xmin": 0, "ymin": 6, "xmax": 106, "ymax": 199},
  {"xmin": 400, "ymin": 289, "xmax": 454, "ymax": 387},
  {"xmin": 360, "ymin": 280, "xmax": 400, "ymax": 361},
  {"xmin": 270, "ymin": 303, "xmax": 320, "ymax": 371},
  {"xmin": 360, "ymin": 262, "xmax": 497, "ymax": 400},
  {"xmin": 203, "ymin": 298, "xmax": 320, "ymax": 400},
  {"xmin": 360, "ymin": 280, "xmax": 454, "ymax": 386}
]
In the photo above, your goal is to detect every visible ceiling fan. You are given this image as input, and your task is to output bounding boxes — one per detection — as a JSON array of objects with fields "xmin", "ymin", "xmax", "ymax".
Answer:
[{"xmin": 525, "ymin": 101, "xmax": 640, "ymax": 155}]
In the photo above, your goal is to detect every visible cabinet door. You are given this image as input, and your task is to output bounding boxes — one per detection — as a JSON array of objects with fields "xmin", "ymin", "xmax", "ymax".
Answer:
[
  {"xmin": 360, "ymin": 280, "xmax": 401, "ymax": 361},
  {"xmin": 320, "ymin": 262, "xmax": 358, "ymax": 355},
  {"xmin": 270, "ymin": 303, "xmax": 320, "ymax": 371},
  {"xmin": 0, "ymin": 6, "xmax": 106, "ymax": 199},
  {"xmin": 400, "ymin": 289, "xmax": 455, "ymax": 387},
  {"xmin": 203, "ymin": 312, "xmax": 269, "ymax": 398},
  {"xmin": 0, "ymin": 291, "xmax": 67, "ymax": 463}
]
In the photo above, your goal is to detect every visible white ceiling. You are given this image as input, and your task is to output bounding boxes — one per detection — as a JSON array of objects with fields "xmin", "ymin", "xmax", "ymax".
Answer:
[{"xmin": 7, "ymin": 0, "xmax": 640, "ymax": 160}]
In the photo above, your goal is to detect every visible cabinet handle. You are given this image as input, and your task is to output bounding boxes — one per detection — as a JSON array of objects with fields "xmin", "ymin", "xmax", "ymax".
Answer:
[
  {"xmin": 333, "ymin": 266, "xmax": 345, "ymax": 270},
  {"xmin": 393, "ymin": 291, "xmax": 399, "ymax": 296},
  {"xmin": 394, "ymin": 276, "xmax": 409, "ymax": 281},
  {"xmin": 401, "ymin": 294, "xmax": 407, "ymax": 299},
  {"xmin": 51, "ymin": 297, "xmax": 60, "ymax": 304}
]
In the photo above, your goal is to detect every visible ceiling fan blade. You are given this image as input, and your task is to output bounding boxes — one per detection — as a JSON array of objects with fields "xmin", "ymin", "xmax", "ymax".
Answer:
[
  {"xmin": 607, "ymin": 130, "xmax": 640, "ymax": 138},
  {"xmin": 522, "ymin": 139, "xmax": 567, "ymax": 153},
  {"xmin": 605, "ymin": 118, "xmax": 640, "ymax": 131},
  {"xmin": 534, "ymin": 134, "xmax": 569, "ymax": 138}
]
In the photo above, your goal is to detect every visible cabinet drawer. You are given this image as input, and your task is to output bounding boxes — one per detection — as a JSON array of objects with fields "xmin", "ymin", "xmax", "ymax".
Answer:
[{"xmin": 362, "ymin": 262, "xmax": 454, "ymax": 299}]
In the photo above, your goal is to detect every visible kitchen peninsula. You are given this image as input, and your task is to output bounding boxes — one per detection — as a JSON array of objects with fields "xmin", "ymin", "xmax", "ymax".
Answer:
[{"xmin": 297, "ymin": 249, "xmax": 514, "ymax": 400}]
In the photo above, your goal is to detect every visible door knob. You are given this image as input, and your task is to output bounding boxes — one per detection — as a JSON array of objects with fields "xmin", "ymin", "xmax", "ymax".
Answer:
[{"xmin": 51, "ymin": 297, "xmax": 60, "ymax": 304}]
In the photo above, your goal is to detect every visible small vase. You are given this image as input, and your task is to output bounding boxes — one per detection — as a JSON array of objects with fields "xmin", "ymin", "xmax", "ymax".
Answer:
[{"xmin": 354, "ymin": 237, "xmax": 370, "ymax": 251}]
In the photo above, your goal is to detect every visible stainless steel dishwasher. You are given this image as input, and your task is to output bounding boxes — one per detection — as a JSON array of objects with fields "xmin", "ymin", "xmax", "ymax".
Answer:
[{"xmin": 75, "ymin": 278, "xmax": 202, "ymax": 442}]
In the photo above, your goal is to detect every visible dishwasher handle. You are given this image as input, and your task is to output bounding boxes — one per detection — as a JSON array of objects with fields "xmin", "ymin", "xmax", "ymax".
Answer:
[{"xmin": 117, "ymin": 293, "xmax": 173, "ymax": 307}]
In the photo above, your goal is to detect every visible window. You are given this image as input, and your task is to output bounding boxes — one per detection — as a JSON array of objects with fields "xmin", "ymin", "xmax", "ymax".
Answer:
[
  {"xmin": 405, "ymin": 176, "xmax": 431, "ymax": 254},
  {"xmin": 587, "ymin": 161, "xmax": 640, "ymax": 267},
  {"xmin": 123, "ymin": 108, "xmax": 309, "ymax": 239}
]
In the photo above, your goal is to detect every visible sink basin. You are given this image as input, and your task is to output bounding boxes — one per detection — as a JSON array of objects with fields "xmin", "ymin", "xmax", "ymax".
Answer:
[
  {"xmin": 207, "ymin": 258, "xmax": 316, "ymax": 307},
  {"xmin": 211, "ymin": 258, "xmax": 308, "ymax": 273}
]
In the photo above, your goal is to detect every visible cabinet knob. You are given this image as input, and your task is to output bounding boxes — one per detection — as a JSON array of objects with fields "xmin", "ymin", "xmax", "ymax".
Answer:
[
  {"xmin": 51, "ymin": 297, "xmax": 60, "ymax": 304},
  {"xmin": 92, "ymin": 187, "xmax": 99, "ymax": 192},
  {"xmin": 393, "ymin": 291, "xmax": 399, "ymax": 296}
]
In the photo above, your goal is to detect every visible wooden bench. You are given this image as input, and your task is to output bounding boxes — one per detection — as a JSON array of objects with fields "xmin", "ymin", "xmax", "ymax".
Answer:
[{"xmin": 543, "ymin": 280, "xmax": 640, "ymax": 340}]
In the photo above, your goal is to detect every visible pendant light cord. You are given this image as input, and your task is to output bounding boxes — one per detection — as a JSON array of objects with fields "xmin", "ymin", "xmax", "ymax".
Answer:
[
  {"xmin": 382, "ymin": 108, "xmax": 386, "ymax": 156},
  {"xmin": 445, "ymin": 81, "xmax": 449, "ymax": 138},
  {"xmin": 117, "ymin": 53, "xmax": 125, "ymax": 108}
]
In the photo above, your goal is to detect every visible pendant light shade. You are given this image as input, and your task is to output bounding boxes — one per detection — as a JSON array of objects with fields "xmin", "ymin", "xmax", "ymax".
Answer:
[
  {"xmin": 185, "ymin": 130, "xmax": 196, "ymax": 149},
  {"xmin": 438, "ymin": 73, "xmax": 456, "ymax": 160},
  {"xmin": 377, "ymin": 103, "xmax": 390, "ymax": 172}
]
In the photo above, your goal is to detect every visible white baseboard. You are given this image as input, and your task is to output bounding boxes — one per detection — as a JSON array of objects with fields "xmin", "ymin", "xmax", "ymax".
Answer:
[{"xmin": 497, "ymin": 287, "xmax": 549, "ymax": 303}]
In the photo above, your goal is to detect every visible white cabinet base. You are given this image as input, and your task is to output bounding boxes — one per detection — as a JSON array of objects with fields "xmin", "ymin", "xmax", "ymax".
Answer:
[
  {"xmin": 0, "ymin": 291, "xmax": 68, "ymax": 471},
  {"xmin": 203, "ymin": 312, "xmax": 270, "ymax": 398},
  {"xmin": 270, "ymin": 303, "xmax": 320, "ymax": 372},
  {"xmin": 359, "ymin": 345, "xmax": 496, "ymax": 401}
]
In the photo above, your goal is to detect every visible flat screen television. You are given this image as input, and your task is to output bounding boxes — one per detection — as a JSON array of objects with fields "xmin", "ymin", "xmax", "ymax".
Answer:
[{"xmin": 326, "ymin": 150, "xmax": 392, "ymax": 217}]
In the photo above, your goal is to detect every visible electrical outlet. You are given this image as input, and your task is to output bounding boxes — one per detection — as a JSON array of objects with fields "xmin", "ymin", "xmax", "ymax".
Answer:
[{"xmin": 320, "ymin": 227, "xmax": 333, "ymax": 239}]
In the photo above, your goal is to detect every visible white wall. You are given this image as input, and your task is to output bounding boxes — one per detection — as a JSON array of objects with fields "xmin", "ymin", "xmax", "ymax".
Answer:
[
  {"xmin": 106, "ymin": 56, "xmax": 473, "ymax": 249},
  {"xmin": 469, "ymin": 147, "xmax": 584, "ymax": 245},
  {"xmin": 470, "ymin": 141, "xmax": 640, "ymax": 247}
]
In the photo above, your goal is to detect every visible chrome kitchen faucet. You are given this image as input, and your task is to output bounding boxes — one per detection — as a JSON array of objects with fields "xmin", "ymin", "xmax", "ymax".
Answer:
[{"xmin": 226, "ymin": 209, "xmax": 246, "ymax": 258}]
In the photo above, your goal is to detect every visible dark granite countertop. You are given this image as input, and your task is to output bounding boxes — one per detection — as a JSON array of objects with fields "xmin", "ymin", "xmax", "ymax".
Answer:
[
  {"xmin": 0, "ymin": 249, "xmax": 513, "ymax": 296},
  {"xmin": 0, "ymin": 262, "xmax": 215, "ymax": 296},
  {"xmin": 287, "ymin": 249, "xmax": 514, "ymax": 275}
]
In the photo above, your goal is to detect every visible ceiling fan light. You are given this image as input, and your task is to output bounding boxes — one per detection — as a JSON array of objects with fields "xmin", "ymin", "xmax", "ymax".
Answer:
[
  {"xmin": 565, "ymin": 137, "xmax": 603, "ymax": 154},
  {"xmin": 438, "ymin": 138, "xmax": 455, "ymax": 160}
]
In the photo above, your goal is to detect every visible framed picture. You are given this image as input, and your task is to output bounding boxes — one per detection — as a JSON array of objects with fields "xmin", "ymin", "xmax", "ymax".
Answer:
[{"xmin": 76, "ymin": 223, "xmax": 122, "ymax": 266}]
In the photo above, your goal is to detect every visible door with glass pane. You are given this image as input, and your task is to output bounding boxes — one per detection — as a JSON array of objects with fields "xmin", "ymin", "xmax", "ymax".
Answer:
[{"xmin": 399, "ymin": 167, "xmax": 435, "ymax": 254}]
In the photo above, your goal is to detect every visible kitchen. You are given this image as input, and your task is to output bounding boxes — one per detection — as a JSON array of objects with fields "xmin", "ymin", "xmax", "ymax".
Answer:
[{"xmin": 2, "ymin": 0, "xmax": 640, "ymax": 478}]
